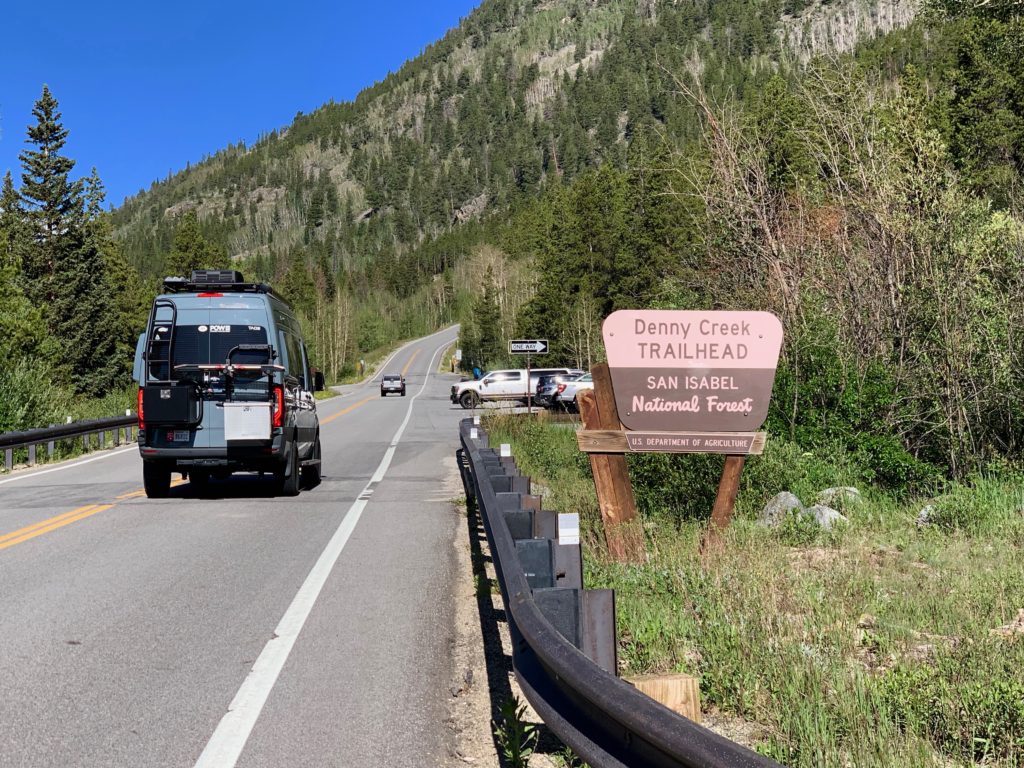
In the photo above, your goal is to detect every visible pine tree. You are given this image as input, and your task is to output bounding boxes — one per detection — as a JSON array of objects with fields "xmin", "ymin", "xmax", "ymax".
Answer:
[
  {"xmin": 84, "ymin": 167, "xmax": 106, "ymax": 220},
  {"xmin": 19, "ymin": 86, "xmax": 83, "ymax": 243},
  {"xmin": 0, "ymin": 171, "xmax": 26, "ymax": 268},
  {"xmin": 167, "ymin": 210, "xmax": 220, "ymax": 275}
]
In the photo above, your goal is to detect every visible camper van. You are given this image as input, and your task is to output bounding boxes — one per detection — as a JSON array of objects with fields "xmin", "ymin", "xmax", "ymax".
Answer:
[{"xmin": 133, "ymin": 270, "xmax": 323, "ymax": 498}]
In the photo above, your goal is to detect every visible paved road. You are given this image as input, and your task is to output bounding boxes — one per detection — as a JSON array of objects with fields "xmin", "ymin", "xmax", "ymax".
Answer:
[{"xmin": 0, "ymin": 326, "xmax": 469, "ymax": 768}]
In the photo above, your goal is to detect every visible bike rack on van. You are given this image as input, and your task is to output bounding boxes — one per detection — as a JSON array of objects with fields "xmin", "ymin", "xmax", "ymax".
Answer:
[{"xmin": 172, "ymin": 344, "xmax": 284, "ymax": 404}]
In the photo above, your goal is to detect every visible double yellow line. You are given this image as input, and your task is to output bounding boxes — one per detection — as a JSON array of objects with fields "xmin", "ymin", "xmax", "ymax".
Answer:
[
  {"xmin": 0, "ymin": 478, "xmax": 187, "ymax": 552},
  {"xmin": 0, "ymin": 504, "xmax": 113, "ymax": 551}
]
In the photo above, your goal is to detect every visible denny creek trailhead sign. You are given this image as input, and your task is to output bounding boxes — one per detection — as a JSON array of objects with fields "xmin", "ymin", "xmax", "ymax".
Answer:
[
  {"xmin": 599, "ymin": 309, "xmax": 783, "ymax": 454},
  {"xmin": 575, "ymin": 310, "xmax": 784, "ymax": 555}
]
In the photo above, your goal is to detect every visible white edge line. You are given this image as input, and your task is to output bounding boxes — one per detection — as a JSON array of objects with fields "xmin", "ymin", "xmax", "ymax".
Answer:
[
  {"xmin": 0, "ymin": 445, "xmax": 137, "ymax": 487},
  {"xmin": 193, "ymin": 331, "xmax": 456, "ymax": 768}
]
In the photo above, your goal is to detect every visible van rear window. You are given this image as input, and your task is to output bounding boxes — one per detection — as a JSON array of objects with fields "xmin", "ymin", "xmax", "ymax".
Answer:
[{"xmin": 149, "ymin": 324, "xmax": 270, "ymax": 379}]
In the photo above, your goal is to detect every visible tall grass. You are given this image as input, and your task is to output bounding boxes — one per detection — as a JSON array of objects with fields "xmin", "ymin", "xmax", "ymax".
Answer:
[{"xmin": 485, "ymin": 414, "xmax": 1024, "ymax": 767}]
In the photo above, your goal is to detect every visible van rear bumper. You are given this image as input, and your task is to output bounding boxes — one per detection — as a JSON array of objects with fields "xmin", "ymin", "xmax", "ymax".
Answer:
[{"xmin": 139, "ymin": 433, "xmax": 285, "ymax": 468}]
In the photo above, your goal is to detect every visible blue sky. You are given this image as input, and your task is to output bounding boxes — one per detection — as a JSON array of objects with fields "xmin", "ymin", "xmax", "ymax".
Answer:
[{"xmin": 0, "ymin": 1, "xmax": 481, "ymax": 207}]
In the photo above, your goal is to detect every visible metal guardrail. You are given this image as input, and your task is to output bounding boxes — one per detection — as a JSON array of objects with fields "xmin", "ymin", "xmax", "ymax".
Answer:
[
  {"xmin": 1, "ymin": 414, "xmax": 138, "ymax": 472},
  {"xmin": 458, "ymin": 418, "xmax": 783, "ymax": 768}
]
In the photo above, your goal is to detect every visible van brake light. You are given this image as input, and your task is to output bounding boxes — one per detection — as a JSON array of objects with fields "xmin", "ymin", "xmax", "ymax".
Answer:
[
  {"xmin": 137, "ymin": 388, "xmax": 145, "ymax": 430},
  {"xmin": 196, "ymin": 292, "xmax": 224, "ymax": 298},
  {"xmin": 557, "ymin": 384, "xmax": 567, "ymax": 394},
  {"xmin": 272, "ymin": 385, "xmax": 284, "ymax": 428}
]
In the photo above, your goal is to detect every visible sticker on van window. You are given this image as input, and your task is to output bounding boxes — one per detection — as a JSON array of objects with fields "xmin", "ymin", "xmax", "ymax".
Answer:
[
  {"xmin": 210, "ymin": 325, "xmax": 231, "ymax": 333},
  {"xmin": 198, "ymin": 325, "xmax": 208, "ymax": 332},
  {"xmin": 249, "ymin": 325, "xmax": 261, "ymax": 331}
]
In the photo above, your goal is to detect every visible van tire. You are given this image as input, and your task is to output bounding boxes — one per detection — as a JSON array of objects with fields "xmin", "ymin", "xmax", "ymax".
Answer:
[
  {"xmin": 277, "ymin": 439, "xmax": 301, "ymax": 497},
  {"xmin": 459, "ymin": 391, "xmax": 479, "ymax": 409},
  {"xmin": 144, "ymin": 462, "xmax": 171, "ymax": 498},
  {"xmin": 302, "ymin": 435, "xmax": 322, "ymax": 489},
  {"xmin": 189, "ymin": 469, "xmax": 210, "ymax": 495}
]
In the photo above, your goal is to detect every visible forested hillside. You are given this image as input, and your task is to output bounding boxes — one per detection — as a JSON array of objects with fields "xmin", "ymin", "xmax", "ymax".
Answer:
[{"xmin": 109, "ymin": 0, "xmax": 920, "ymax": 379}]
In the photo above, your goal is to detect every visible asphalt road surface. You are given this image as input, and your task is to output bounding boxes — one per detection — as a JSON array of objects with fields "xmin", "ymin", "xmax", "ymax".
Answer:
[{"xmin": 0, "ymin": 326, "xmax": 470, "ymax": 768}]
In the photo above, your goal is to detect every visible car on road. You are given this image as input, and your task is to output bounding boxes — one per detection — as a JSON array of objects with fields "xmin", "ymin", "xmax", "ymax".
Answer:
[
  {"xmin": 552, "ymin": 372, "xmax": 594, "ymax": 412},
  {"xmin": 380, "ymin": 374, "xmax": 406, "ymax": 397},
  {"xmin": 133, "ymin": 269, "xmax": 324, "ymax": 498},
  {"xmin": 535, "ymin": 370, "xmax": 585, "ymax": 408},
  {"xmin": 451, "ymin": 367, "xmax": 576, "ymax": 409}
]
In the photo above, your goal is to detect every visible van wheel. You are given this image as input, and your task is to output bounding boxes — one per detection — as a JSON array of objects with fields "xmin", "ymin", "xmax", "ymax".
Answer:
[
  {"xmin": 143, "ymin": 462, "xmax": 171, "ymax": 498},
  {"xmin": 277, "ymin": 439, "xmax": 301, "ymax": 497},
  {"xmin": 459, "ymin": 391, "xmax": 479, "ymax": 409},
  {"xmin": 189, "ymin": 469, "xmax": 210, "ymax": 495},
  {"xmin": 302, "ymin": 435, "xmax": 322, "ymax": 489}
]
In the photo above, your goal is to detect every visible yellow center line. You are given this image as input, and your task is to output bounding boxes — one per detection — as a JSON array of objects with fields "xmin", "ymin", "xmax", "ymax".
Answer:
[
  {"xmin": 0, "ymin": 504, "xmax": 101, "ymax": 545},
  {"xmin": 320, "ymin": 395, "xmax": 374, "ymax": 425},
  {"xmin": 0, "ymin": 504, "xmax": 114, "ymax": 551},
  {"xmin": 3, "ymin": 473, "xmax": 191, "ymax": 551},
  {"xmin": 400, "ymin": 349, "xmax": 420, "ymax": 377}
]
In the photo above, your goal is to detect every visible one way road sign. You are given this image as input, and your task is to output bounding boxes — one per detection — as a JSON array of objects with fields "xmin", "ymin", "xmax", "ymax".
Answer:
[{"xmin": 509, "ymin": 339, "xmax": 548, "ymax": 355}]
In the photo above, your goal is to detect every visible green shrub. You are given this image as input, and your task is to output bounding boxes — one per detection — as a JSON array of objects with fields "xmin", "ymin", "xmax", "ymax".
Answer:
[
  {"xmin": 926, "ymin": 476, "xmax": 1024, "ymax": 535},
  {"xmin": 0, "ymin": 358, "xmax": 74, "ymax": 433}
]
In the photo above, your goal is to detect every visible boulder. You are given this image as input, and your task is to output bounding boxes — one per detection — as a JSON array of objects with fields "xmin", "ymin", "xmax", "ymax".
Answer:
[
  {"xmin": 817, "ymin": 486, "xmax": 861, "ymax": 506},
  {"xmin": 805, "ymin": 504, "xmax": 848, "ymax": 530},
  {"xmin": 916, "ymin": 504, "xmax": 934, "ymax": 528},
  {"xmin": 760, "ymin": 491, "xmax": 803, "ymax": 527}
]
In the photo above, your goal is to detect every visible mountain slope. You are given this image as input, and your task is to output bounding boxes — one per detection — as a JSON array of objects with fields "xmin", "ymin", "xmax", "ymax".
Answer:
[{"xmin": 112, "ymin": 0, "xmax": 916, "ymax": 288}]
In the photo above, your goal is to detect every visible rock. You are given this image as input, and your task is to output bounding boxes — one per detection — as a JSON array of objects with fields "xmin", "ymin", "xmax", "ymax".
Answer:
[
  {"xmin": 990, "ymin": 609, "xmax": 1024, "ymax": 638},
  {"xmin": 817, "ymin": 487, "xmax": 861, "ymax": 506},
  {"xmin": 857, "ymin": 613, "xmax": 877, "ymax": 629},
  {"xmin": 760, "ymin": 492, "xmax": 803, "ymax": 527},
  {"xmin": 916, "ymin": 505, "xmax": 934, "ymax": 528},
  {"xmin": 805, "ymin": 504, "xmax": 848, "ymax": 530}
]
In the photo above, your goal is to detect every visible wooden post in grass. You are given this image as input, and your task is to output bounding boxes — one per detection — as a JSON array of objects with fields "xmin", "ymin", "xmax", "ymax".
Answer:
[
  {"xmin": 578, "ymin": 363, "xmax": 645, "ymax": 563},
  {"xmin": 626, "ymin": 674, "xmax": 702, "ymax": 723},
  {"xmin": 702, "ymin": 455, "xmax": 746, "ymax": 550}
]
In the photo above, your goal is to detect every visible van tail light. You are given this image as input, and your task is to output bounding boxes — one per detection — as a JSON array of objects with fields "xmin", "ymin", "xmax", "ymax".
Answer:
[
  {"xmin": 272, "ymin": 385, "xmax": 284, "ymax": 428},
  {"xmin": 557, "ymin": 384, "xmax": 567, "ymax": 394},
  {"xmin": 137, "ymin": 388, "xmax": 145, "ymax": 430}
]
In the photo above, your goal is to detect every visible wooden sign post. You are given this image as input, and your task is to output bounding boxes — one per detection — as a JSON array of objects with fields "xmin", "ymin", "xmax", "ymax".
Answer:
[
  {"xmin": 576, "ymin": 310, "xmax": 783, "ymax": 549},
  {"xmin": 577, "ymin": 364, "xmax": 644, "ymax": 563}
]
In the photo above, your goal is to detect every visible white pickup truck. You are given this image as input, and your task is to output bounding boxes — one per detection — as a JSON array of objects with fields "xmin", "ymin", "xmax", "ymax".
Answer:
[{"xmin": 450, "ymin": 368, "xmax": 574, "ymax": 409}]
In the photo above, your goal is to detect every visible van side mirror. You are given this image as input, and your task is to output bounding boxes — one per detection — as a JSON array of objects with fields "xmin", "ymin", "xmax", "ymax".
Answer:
[{"xmin": 314, "ymin": 371, "xmax": 326, "ymax": 392}]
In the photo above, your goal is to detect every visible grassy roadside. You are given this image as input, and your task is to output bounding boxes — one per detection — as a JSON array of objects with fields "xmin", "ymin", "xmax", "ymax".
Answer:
[
  {"xmin": 485, "ymin": 413, "xmax": 1024, "ymax": 768},
  {"xmin": 0, "ymin": 386, "xmax": 138, "ymax": 473}
]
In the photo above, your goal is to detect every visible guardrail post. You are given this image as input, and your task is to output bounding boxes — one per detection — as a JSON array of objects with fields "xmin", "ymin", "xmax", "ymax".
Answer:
[
  {"xmin": 48, "ymin": 425, "xmax": 55, "ymax": 458},
  {"xmin": 28, "ymin": 443, "xmax": 36, "ymax": 466},
  {"xmin": 582, "ymin": 590, "xmax": 617, "ymax": 675},
  {"xmin": 5, "ymin": 448, "xmax": 12, "ymax": 472},
  {"xmin": 83, "ymin": 434, "xmax": 89, "ymax": 452},
  {"xmin": 99, "ymin": 429, "xmax": 106, "ymax": 449}
]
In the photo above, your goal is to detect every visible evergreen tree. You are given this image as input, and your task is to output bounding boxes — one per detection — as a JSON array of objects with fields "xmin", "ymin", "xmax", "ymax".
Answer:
[
  {"xmin": 19, "ymin": 86, "xmax": 83, "ymax": 243},
  {"xmin": 0, "ymin": 171, "xmax": 26, "ymax": 268},
  {"xmin": 167, "ymin": 210, "xmax": 220, "ymax": 275},
  {"xmin": 18, "ymin": 86, "xmax": 84, "ymax": 307},
  {"xmin": 84, "ymin": 167, "xmax": 106, "ymax": 219}
]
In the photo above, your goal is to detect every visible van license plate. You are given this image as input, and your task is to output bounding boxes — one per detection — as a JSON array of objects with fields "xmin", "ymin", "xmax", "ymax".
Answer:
[{"xmin": 167, "ymin": 430, "xmax": 190, "ymax": 442}]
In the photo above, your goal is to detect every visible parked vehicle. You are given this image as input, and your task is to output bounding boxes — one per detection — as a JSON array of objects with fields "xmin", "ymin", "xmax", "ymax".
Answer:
[
  {"xmin": 535, "ymin": 370, "xmax": 585, "ymax": 408},
  {"xmin": 133, "ymin": 270, "xmax": 324, "ymax": 498},
  {"xmin": 380, "ymin": 373, "xmax": 406, "ymax": 397},
  {"xmin": 450, "ymin": 367, "xmax": 576, "ymax": 409},
  {"xmin": 552, "ymin": 372, "xmax": 594, "ymax": 412}
]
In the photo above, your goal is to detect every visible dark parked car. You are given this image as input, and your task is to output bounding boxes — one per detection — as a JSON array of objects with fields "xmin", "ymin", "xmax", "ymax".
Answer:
[
  {"xmin": 381, "ymin": 373, "xmax": 406, "ymax": 397},
  {"xmin": 535, "ymin": 370, "xmax": 585, "ymax": 408}
]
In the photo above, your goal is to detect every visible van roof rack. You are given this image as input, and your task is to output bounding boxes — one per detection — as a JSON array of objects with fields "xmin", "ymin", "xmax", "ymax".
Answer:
[{"xmin": 162, "ymin": 270, "xmax": 277, "ymax": 296}]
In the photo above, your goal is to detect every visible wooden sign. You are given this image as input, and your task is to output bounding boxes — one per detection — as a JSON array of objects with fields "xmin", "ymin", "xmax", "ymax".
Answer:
[{"xmin": 602, "ymin": 310, "xmax": 782, "ymax": 433}]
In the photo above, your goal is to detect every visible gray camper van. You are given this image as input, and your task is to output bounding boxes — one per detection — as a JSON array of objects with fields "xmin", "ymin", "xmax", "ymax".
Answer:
[{"xmin": 133, "ymin": 270, "xmax": 323, "ymax": 498}]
